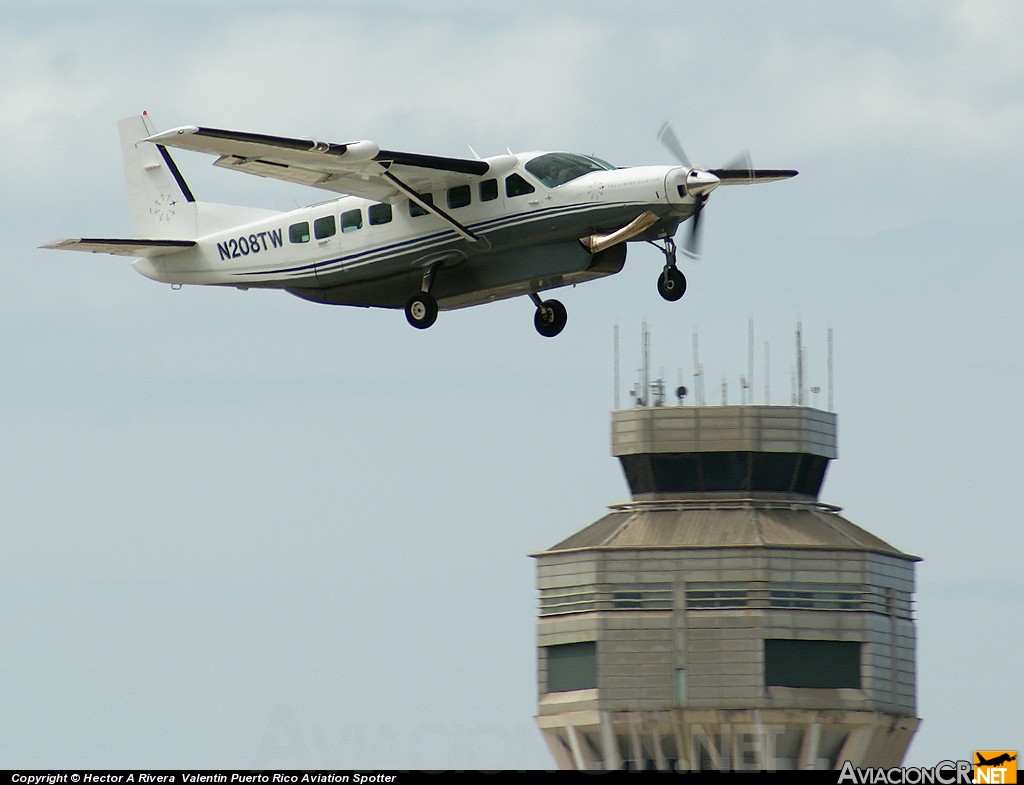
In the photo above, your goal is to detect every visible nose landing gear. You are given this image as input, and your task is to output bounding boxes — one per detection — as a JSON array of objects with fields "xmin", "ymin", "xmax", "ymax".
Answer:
[
  {"xmin": 657, "ymin": 266, "xmax": 687, "ymax": 301},
  {"xmin": 530, "ymin": 293, "xmax": 567, "ymax": 338},
  {"xmin": 651, "ymin": 237, "xmax": 687, "ymax": 302}
]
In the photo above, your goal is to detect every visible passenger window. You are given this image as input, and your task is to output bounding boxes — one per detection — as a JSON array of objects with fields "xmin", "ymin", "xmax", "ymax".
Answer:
[
  {"xmin": 505, "ymin": 173, "xmax": 535, "ymax": 198},
  {"xmin": 289, "ymin": 222, "xmax": 310, "ymax": 243},
  {"xmin": 409, "ymin": 193, "xmax": 434, "ymax": 217},
  {"xmin": 341, "ymin": 209, "xmax": 363, "ymax": 233},
  {"xmin": 479, "ymin": 178, "xmax": 498, "ymax": 202},
  {"xmin": 314, "ymin": 215, "xmax": 336, "ymax": 240},
  {"xmin": 368, "ymin": 203, "xmax": 393, "ymax": 225},
  {"xmin": 447, "ymin": 184, "xmax": 471, "ymax": 209}
]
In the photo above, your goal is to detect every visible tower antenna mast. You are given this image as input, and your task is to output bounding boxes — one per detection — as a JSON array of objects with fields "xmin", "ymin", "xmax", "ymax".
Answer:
[
  {"xmin": 614, "ymin": 324, "xmax": 620, "ymax": 410},
  {"xmin": 828, "ymin": 325, "xmax": 834, "ymax": 411}
]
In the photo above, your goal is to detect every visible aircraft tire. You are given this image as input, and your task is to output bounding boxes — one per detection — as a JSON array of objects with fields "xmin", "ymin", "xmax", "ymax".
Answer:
[
  {"xmin": 405, "ymin": 292, "xmax": 438, "ymax": 329},
  {"xmin": 534, "ymin": 298, "xmax": 567, "ymax": 338},
  {"xmin": 657, "ymin": 267, "xmax": 687, "ymax": 301}
]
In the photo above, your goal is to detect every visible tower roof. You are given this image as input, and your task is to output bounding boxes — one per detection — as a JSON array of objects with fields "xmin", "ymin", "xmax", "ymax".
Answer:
[{"xmin": 538, "ymin": 502, "xmax": 918, "ymax": 561}]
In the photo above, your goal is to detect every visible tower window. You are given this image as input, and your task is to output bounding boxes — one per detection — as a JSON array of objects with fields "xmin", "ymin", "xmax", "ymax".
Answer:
[
  {"xmin": 764, "ymin": 639, "xmax": 861, "ymax": 689},
  {"xmin": 545, "ymin": 641, "xmax": 596, "ymax": 692}
]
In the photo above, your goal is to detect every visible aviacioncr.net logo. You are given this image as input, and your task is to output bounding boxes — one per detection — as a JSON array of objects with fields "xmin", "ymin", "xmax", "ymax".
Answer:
[{"xmin": 973, "ymin": 751, "xmax": 1017, "ymax": 784}]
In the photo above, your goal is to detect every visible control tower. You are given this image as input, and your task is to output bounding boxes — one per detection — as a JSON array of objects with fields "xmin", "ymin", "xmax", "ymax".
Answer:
[{"xmin": 532, "ymin": 404, "xmax": 920, "ymax": 771}]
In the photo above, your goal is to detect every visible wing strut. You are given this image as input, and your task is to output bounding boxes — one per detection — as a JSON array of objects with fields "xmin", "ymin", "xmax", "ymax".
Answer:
[{"xmin": 379, "ymin": 170, "xmax": 480, "ymax": 244}]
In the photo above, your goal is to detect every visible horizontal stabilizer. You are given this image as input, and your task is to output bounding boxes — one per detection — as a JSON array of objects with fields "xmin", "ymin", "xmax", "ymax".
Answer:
[{"xmin": 41, "ymin": 238, "xmax": 196, "ymax": 257}]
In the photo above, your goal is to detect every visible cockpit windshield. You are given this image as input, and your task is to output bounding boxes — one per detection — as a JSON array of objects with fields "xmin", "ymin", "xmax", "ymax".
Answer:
[{"xmin": 524, "ymin": 152, "xmax": 616, "ymax": 188}]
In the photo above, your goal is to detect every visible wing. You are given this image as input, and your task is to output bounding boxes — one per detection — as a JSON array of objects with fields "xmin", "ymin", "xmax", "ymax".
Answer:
[
  {"xmin": 41, "ymin": 238, "xmax": 196, "ymax": 257},
  {"xmin": 146, "ymin": 125, "xmax": 495, "ymax": 202}
]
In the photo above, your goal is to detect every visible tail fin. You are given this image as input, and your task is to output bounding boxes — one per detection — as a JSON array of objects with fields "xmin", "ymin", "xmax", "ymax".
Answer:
[
  {"xmin": 120, "ymin": 113, "xmax": 279, "ymax": 239},
  {"xmin": 120, "ymin": 113, "xmax": 198, "ymax": 239}
]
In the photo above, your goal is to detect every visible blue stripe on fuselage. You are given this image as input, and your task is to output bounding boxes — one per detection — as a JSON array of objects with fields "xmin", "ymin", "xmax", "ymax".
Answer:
[{"xmin": 230, "ymin": 199, "xmax": 647, "ymax": 279}]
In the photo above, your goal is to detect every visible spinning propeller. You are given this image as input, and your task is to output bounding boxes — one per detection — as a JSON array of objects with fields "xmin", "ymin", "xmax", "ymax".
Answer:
[{"xmin": 657, "ymin": 121, "xmax": 797, "ymax": 258}]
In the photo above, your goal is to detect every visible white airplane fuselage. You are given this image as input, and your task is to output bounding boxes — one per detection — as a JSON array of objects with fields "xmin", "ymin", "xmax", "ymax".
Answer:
[
  {"xmin": 44, "ymin": 115, "xmax": 796, "ymax": 335},
  {"xmin": 134, "ymin": 157, "xmax": 695, "ymax": 310}
]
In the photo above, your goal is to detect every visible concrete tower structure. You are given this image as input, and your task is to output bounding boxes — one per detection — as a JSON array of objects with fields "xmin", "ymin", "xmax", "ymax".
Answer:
[{"xmin": 532, "ymin": 404, "xmax": 920, "ymax": 771}]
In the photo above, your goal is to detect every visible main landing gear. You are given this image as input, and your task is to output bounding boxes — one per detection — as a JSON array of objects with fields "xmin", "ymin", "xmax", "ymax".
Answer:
[
  {"xmin": 403, "ymin": 262, "xmax": 568, "ymax": 337},
  {"xmin": 404, "ymin": 292, "xmax": 438, "ymax": 329},
  {"xmin": 530, "ymin": 293, "xmax": 567, "ymax": 338},
  {"xmin": 405, "ymin": 263, "xmax": 441, "ymax": 329},
  {"xmin": 652, "ymin": 237, "xmax": 687, "ymax": 302}
]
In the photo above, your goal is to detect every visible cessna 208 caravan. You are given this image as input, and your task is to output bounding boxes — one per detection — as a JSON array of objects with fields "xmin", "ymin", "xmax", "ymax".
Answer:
[{"xmin": 44, "ymin": 114, "xmax": 796, "ymax": 336}]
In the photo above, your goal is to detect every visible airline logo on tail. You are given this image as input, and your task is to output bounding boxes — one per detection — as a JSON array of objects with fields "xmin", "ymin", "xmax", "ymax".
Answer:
[{"xmin": 974, "ymin": 751, "xmax": 1017, "ymax": 784}]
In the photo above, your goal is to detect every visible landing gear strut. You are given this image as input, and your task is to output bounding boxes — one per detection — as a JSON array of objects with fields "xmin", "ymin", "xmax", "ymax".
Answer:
[
  {"xmin": 530, "ymin": 293, "xmax": 567, "ymax": 338},
  {"xmin": 404, "ymin": 263, "xmax": 440, "ymax": 329},
  {"xmin": 652, "ymin": 237, "xmax": 687, "ymax": 302}
]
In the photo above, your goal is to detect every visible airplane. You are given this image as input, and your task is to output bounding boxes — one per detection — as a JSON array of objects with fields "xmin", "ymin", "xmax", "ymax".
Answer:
[
  {"xmin": 43, "ymin": 114, "xmax": 797, "ymax": 337},
  {"xmin": 976, "ymin": 753, "xmax": 1017, "ymax": 767}
]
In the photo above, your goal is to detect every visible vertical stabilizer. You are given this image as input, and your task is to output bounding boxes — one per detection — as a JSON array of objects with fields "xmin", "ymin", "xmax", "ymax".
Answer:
[{"xmin": 120, "ymin": 113, "xmax": 198, "ymax": 239}]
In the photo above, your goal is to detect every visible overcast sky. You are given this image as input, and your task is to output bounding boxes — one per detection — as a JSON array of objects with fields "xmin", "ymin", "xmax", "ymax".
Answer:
[{"xmin": 2, "ymin": 0, "xmax": 1022, "ymax": 769}]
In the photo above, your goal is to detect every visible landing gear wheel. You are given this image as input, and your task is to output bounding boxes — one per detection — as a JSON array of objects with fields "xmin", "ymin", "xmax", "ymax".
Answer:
[
  {"xmin": 405, "ymin": 292, "xmax": 438, "ymax": 329},
  {"xmin": 534, "ymin": 299, "xmax": 568, "ymax": 338},
  {"xmin": 657, "ymin": 267, "xmax": 687, "ymax": 301}
]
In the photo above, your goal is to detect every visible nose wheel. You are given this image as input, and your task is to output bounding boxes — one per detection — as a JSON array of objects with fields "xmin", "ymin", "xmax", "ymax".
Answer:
[
  {"xmin": 530, "ymin": 293, "xmax": 567, "ymax": 338},
  {"xmin": 657, "ymin": 266, "xmax": 687, "ymax": 301},
  {"xmin": 651, "ymin": 237, "xmax": 688, "ymax": 302}
]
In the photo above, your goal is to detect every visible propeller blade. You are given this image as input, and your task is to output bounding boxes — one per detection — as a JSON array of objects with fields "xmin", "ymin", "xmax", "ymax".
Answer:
[
  {"xmin": 657, "ymin": 121, "xmax": 691, "ymax": 168},
  {"xmin": 719, "ymin": 149, "xmax": 753, "ymax": 182},
  {"xmin": 657, "ymin": 125, "xmax": 798, "ymax": 260},
  {"xmin": 708, "ymin": 168, "xmax": 798, "ymax": 183},
  {"xmin": 722, "ymin": 149, "xmax": 753, "ymax": 172},
  {"xmin": 684, "ymin": 195, "xmax": 707, "ymax": 258}
]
